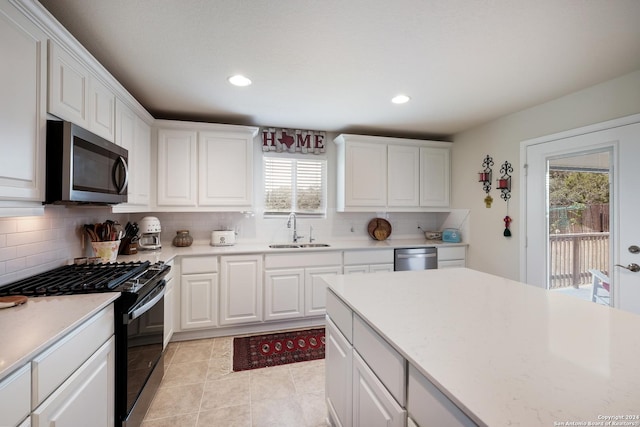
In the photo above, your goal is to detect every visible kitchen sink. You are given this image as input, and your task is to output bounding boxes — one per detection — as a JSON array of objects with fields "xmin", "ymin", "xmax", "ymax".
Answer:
[{"xmin": 268, "ymin": 243, "xmax": 331, "ymax": 249}]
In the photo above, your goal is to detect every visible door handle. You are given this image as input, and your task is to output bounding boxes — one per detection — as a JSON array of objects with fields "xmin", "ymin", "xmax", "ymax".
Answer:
[{"xmin": 615, "ymin": 263, "xmax": 640, "ymax": 272}]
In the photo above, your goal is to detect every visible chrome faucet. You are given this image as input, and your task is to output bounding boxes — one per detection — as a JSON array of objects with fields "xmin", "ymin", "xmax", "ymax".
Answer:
[
  {"xmin": 309, "ymin": 225, "xmax": 315, "ymax": 243},
  {"xmin": 287, "ymin": 212, "xmax": 304, "ymax": 243}
]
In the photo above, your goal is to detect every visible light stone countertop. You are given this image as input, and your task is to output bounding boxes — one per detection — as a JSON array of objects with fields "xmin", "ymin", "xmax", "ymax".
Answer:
[
  {"xmin": 117, "ymin": 238, "xmax": 466, "ymax": 263},
  {"xmin": 323, "ymin": 268, "xmax": 640, "ymax": 427},
  {"xmin": 0, "ymin": 293, "xmax": 119, "ymax": 382}
]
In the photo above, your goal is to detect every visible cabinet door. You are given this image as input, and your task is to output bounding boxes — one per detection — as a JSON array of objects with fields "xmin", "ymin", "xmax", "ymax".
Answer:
[
  {"xmin": 420, "ymin": 146, "xmax": 450, "ymax": 207},
  {"xmin": 0, "ymin": 364, "xmax": 30, "ymax": 427},
  {"xmin": 305, "ymin": 266, "xmax": 342, "ymax": 316},
  {"xmin": 219, "ymin": 255, "xmax": 263, "ymax": 325},
  {"xmin": 113, "ymin": 100, "xmax": 151, "ymax": 211},
  {"xmin": 48, "ymin": 40, "xmax": 89, "ymax": 128},
  {"xmin": 352, "ymin": 352, "xmax": 406, "ymax": 427},
  {"xmin": 264, "ymin": 269, "xmax": 305, "ymax": 320},
  {"xmin": 326, "ymin": 318, "xmax": 352, "ymax": 427},
  {"xmin": 88, "ymin": 77, "xmax": 115, "ymax": 142},
  {"xmin": 180, "ymin": 273, "xmax": 218, "ymax": 330},
  {"xmin": 407, "ymin": 364, "xmax": 476, "ymax": 427},
  {"xmin": 157, "ymin": 129, "xmax": 197, "ymax": 206},
  {"xmin": 0, "ymin": 3, "xmax": 47, "ymax": 203},
  {"xmin": 198, "ymin": 131, "xmax": 253, "ymax": 207},
  {"xmin": 133, "ymin": 117, "xmax": 151, "ymax": 207},
  {"xmin": 32, "ymin": 337, "xmax": 115, "ymax": 427},
  {"xmin": 345, "ymin": 142, "xmax": 387, "ymax": 208},
  {"xmin": 387, "ymin": 145, "xmax": 420, "ymax": 207}
]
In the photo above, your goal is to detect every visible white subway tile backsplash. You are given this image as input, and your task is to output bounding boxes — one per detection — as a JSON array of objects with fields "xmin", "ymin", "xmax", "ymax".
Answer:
[
  {"xmin": 0, "ymin": 219, "xmax": 17, "ymax": 235},
  {"xmin": 0, "ymin": 246, "xmax": 17, "ymax": 262},
  {"xmin": 0, "ymin": 206, "xmax": 127, "ymax": 286}
]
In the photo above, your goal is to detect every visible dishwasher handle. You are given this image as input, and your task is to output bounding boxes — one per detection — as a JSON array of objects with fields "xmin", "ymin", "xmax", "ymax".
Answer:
[{"xmin": 396, "ymin": 253, "xmax": 437, "ymax": 259}]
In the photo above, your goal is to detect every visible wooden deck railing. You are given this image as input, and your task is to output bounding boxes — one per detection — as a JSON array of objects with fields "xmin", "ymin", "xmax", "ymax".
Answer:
[{"xmin": 549, "ymin": 232, "xmax": 609, "ymax": 289}]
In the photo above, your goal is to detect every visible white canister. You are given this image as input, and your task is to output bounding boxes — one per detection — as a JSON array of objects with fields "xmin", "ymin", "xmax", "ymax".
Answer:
[{"xmin": 211, "ymin": 230, "xmax": 236, "ymax": 246}]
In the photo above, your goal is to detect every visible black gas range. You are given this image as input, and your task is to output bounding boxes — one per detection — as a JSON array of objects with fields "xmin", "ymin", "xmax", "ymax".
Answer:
[{"xmin": 0, "ymin": 261, "xmax": 170, "ymax": 427}]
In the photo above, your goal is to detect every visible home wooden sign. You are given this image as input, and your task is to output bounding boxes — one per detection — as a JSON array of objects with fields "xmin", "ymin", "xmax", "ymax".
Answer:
[{"xmin": 261, "ymin": 128, "xmax": 326, "ymax": 154}]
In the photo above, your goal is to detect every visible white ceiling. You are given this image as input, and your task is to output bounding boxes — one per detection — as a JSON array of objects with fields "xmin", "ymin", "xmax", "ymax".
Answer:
[{"xmin": 38, "ymin": 0, "xmax": 640, "ymax": 139}]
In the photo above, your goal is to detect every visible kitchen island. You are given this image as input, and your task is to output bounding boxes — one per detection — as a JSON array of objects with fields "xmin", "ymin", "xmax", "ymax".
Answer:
[{"xmin": 322, "ymin": 268, "xmax": 640, "ymax": 427}]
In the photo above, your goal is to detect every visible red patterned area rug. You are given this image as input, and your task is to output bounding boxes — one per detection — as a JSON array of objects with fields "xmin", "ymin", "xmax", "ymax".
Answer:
[{"xmin": 232, "ymin": 328, "xmax": 325, "ymax": 371}]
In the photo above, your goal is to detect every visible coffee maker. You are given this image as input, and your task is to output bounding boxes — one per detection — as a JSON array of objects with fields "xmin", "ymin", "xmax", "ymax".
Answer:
[{"xmin": 138, "ymin": 216, "xmax": 162, "ymax": 250}]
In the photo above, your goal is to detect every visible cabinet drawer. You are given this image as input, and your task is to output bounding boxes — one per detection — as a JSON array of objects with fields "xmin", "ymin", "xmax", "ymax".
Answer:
[
  {"xmin": 344, "ymin": 249, "xmax": 393, "ymax": 265},
  {"xmin": 31, "ymin": 306, "xmax": 113, "ymax": 408},
  {"xmin": 0, "ymin": 364, "xmax": 30, "ymax": 427},
  {"xmin": 181, "ymin": 255, "xmax": 218, "ymax": 274},
  {"xmin": 408, "ymin": 365, "xmax": 476, "ymax": 427},
  {"xmin": 326, "ymin": 290, "xmax": 353, "ymax": 344},
  {"xmin": 438, "ymin": 259, "xmax": 466, "ymax": 269},
  {"xmin": 353, "ymin": 315, "xmax": 405, "ymax": 406},
  {"xmin": 265, "ymin": 251, "xmax": 341, "ymax": 269},
  {"xmin": 437, "ymin": 246, "xmax": 466, "ymax": 261}
]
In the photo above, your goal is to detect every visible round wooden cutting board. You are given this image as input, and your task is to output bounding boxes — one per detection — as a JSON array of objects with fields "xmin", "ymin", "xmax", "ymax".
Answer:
[
  {"xmin": 367, "ymin": 218, "xmax": 392, "ymax": 241},
  {"xmin": 0, "ymin": 295, "xmax": 28, "ymax": 309}
]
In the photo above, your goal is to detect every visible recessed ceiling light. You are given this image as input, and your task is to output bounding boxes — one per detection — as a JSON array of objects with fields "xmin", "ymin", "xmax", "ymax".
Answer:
[
  {"xmin": 391, "ymin": 94, "xmax": 410, "ymax": 104},
  {"xmin": 228, "ymin": 74, "xmax": 252, "ymax": 87}
]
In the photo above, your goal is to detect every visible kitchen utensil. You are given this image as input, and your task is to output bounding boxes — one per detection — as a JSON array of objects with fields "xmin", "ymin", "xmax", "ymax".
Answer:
[
  {"xmin": 367, "ymin": 218, "xmax": 392, "ymax": 241},
  {"xmin": 0, "ymin": 295, "xmax": 27, "ymax": 309}
]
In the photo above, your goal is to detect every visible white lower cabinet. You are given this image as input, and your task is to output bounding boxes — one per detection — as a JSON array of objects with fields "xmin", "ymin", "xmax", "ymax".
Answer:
[
  {"xmin": 0, "ymin": 305, "xmax": 116, "ymax": 427},
  {"xmin": 32, "ymin": 337, "xmax": 115, "ymax": 427},
  {"xmin": 264, "ymin": 251, "xmax": 342, "ymax": 320},
  {"xmin": 220, "ymin": 254, "xmax": 263, "ymax": 325},
  {"xmin": 343, "ymin": 250, "xmax": 395, "ymax": 275},
  {"xmin": 437, "ymin": 246, "xmax": 466, "ymax": 269},
  {"xmin": 264, "ymin": 268, "xmax": 305, "ymax": 321},
  {"xmin": 305, "ymin": 266, "xmax": 342, "ymax": 316},
  {"xmin": 326, "ymin": 289, "xmax": 406, "ymax": 427},
  {"xmin": 407, "ymin": 365, "xmax": 476, "ymax": 427},
  {"xmin": 180, "ymin": 256, "xmax": 219, "ymax": 330},
  {"xmin": 326, "ymin": 318, "xmax": 352, "ymax": 427},
  {"xmin": 352, "ymin": 352, "xmax": 406, "ymax": 427},
  {"xmin": 0, "ymin": 364, "xmax": 30, "ymax": 427}
]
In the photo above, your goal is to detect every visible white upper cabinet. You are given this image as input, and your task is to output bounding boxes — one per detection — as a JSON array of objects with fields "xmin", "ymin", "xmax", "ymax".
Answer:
[
  {"xmin": 198, "ymin": 130, "xmax": 254, "ymax": 207},
  {"xmin": 0, "ymin": 0, "xmax": 47, "ymax": 214},
  {"xmin": 112, "ymin": 99, "xmax": 151, "ymax": 211},
  {"xmin": 388, "ymin": 145, "xmax": 420, "ymax": 207},
  {"xmin": 48, "ymin": 41, "xmax": 115, "ymax": 142},
  {"xmin": 157, "ymin": 128, "xmax": 198, "ymax": 207},
  {"xmin": 420, "ymin": 146, "xmax": 450, "ymax": 207},
  {"xmin": 341, "ymin": 140, "xmax": 387, "ymax": 209},
  {"xmin": 335, "ymin": 134, "xmax": 451, "ymax": 212},
  {"xmin": 155, "ymin": 121, "xmax": 258, "ymax": 211}
]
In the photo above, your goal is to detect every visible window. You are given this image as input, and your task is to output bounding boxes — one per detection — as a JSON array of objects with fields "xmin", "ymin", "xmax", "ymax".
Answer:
[{"xmin": 264, "ymin": 155, "xmax": 326, "ymax": 216}]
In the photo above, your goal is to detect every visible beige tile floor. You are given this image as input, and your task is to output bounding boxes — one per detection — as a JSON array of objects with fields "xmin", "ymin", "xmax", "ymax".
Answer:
[{"xmin": 141, "ymin": 336, "xmax": 329, "ymax": 427}]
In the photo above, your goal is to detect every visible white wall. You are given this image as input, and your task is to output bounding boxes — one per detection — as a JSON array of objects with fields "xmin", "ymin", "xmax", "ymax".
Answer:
[{"xmin": 451, "ymin": 69, "xmax": 640, "ymax": 280}]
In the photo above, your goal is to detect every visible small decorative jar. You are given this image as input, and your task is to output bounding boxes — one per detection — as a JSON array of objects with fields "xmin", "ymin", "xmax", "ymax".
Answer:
[{"xmin": 172, "ymin": 230, "xmax": 193, "ymax": 247}]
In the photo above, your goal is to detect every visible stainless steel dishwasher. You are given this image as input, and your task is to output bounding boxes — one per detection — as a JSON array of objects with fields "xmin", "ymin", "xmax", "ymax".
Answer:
[{"xmin": 394, "ymin": 247, "xmax": 438, "ymax": 271}]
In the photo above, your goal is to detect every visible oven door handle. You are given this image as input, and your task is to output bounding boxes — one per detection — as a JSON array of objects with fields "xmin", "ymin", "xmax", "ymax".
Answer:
[{"xmin": 129, "ymin": 281, "xmax": 165, "ymax": 321}]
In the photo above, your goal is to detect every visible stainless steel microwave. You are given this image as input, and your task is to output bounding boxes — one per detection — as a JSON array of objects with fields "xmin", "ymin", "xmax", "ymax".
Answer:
[{"xmin": 45, "ymin": 120, "xmax": 128, "ymax": 204}]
